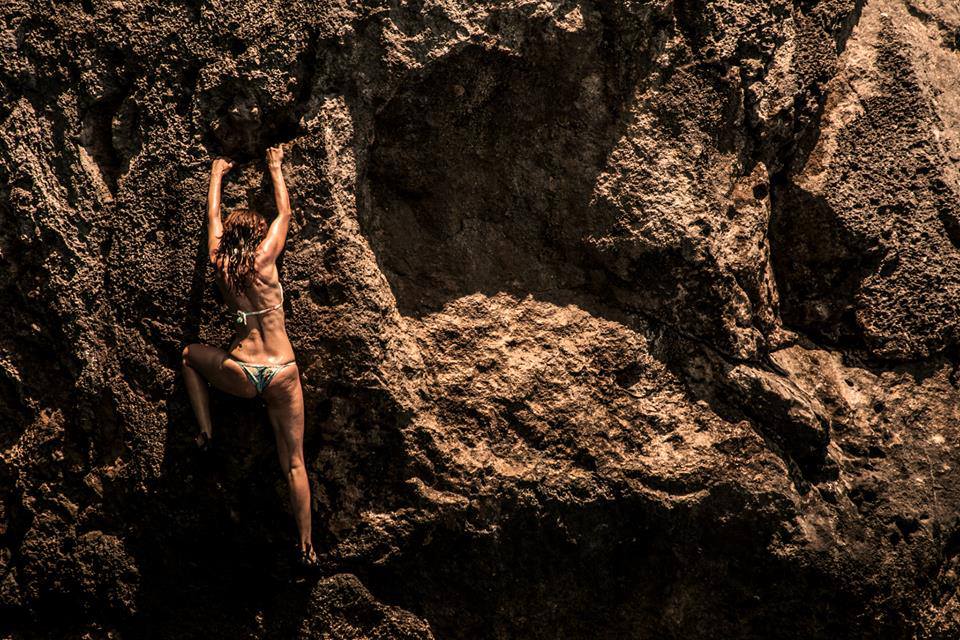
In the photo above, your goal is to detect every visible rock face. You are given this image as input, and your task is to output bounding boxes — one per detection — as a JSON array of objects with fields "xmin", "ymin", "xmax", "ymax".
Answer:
[{"xmin": 1, "ymin": 0, "xmax": 960, "ymax": 637}]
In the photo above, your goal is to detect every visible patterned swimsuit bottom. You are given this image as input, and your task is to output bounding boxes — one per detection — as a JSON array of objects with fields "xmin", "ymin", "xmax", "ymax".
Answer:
[{"xmin": 228, "ymin": 356, "xmax": 295, "ymax": 395}]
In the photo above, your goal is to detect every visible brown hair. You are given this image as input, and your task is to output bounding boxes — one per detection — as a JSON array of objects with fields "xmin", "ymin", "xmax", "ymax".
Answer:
[{"xmin": 214, "ymin": 207, "xmax": 267, "ymax": 295}]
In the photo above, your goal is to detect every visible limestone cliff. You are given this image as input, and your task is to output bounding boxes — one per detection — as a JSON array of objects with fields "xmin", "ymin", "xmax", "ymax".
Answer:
[{"xmin": 2, "ymin": 0, "xmax": 960, "ymax": 638}]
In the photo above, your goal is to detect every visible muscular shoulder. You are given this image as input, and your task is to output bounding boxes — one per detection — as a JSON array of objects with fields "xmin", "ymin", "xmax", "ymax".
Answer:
[
  {"xmin": 253, "ymin": 247, "xmax": 276, "ymax": 271},
  {"xmin": 254, "ymin": 257, "xmax": 280, "ymax": 284}
]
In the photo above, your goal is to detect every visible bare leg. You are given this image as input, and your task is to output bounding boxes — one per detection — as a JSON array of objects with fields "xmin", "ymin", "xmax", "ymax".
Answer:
[
  {"xmin": 182, "ymin": 343, "xmax": 257, "ymax": 445},
  {"xmin": 264, "ymin": 366, "xmax": 312, "ymax": 553},
  {"xmin": 182, "ymin": 345, "xmax": 213, "ymax": 444}
]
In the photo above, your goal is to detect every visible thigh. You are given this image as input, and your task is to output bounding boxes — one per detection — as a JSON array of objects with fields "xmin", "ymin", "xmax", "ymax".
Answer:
[
  {"xmin": 184, "ymin": 343, "xmax": 257, "ymax": 399},
  {"xmin": 264, "ymin": 367, "xmax": 305, "ymax": 459}
]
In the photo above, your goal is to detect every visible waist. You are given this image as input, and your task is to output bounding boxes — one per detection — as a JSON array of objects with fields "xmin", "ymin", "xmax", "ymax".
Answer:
[
  {"xmin": 229, "ymin": 329, "xmax": 294, "ymax": 361},
  {"xmin": 228, "ymin": 354, "xmax": 296, "ymax": 367}
]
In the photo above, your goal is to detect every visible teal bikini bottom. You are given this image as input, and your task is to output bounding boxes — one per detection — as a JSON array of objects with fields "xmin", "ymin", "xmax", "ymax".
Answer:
[{"xmin": 228, "ymin": 356, "xmax": 296, "ymax": 395}]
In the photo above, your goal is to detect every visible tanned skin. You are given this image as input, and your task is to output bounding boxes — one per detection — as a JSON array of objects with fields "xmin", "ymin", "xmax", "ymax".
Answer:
[{"xmin": 181, "ymin": 146, "xmax": 315, "ymax": 562}]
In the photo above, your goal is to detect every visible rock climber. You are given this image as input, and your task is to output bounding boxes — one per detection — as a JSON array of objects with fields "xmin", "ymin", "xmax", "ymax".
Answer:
[{"xmin": 181, "ymin": 145, "xmax": 320, "ymax": 572}]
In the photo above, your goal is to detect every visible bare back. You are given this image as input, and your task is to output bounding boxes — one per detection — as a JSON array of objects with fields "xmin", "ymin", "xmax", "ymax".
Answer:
[{"xmin": 216, "ymin": 255, "xmax": 295, "ymax": 364}]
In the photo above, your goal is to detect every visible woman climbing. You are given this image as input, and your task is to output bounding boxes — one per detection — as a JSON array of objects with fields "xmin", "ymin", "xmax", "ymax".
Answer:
[{"xmin": 181, "ymin": 145, "xmax": 319, "ymax": 572}]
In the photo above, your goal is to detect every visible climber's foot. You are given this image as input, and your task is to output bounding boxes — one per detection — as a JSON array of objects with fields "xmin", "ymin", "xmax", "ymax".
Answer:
[
  {"xmin": 293, "ymin": 542, "xmax": 322, "ymax": 575},
  {"xmin": 195, "ymin": 429, "xmax": 213, "ymax": 453}
]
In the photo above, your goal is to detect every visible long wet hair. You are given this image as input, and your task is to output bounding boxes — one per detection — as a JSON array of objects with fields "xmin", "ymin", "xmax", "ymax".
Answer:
[{"xmin": 214, "ymin": 207, "xmax": 267, "ymax": 295}]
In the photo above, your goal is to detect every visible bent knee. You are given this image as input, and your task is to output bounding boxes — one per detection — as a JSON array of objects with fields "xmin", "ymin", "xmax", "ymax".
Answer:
[
  {"xmin": 287, "ymin": 455, "xmax": 305, "ymax": 473},
  {"xmin": 181, "ymin": 343, "xmax": 199, "ymax": 368}
]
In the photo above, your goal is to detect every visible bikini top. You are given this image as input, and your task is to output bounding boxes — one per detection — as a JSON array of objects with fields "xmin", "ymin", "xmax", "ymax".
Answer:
[{"xmin": 233, "ymin": 282, "xmax": 284, "ymax": 327}]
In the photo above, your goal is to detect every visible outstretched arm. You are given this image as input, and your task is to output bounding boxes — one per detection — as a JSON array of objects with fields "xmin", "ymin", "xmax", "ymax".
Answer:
[
  {"xmin": 207, "ymin": 157, "xmax": 234, "ymax": 262},
  {"xmin": 258, "ymin": 145, "xmax": 291, "ymax": 263}
]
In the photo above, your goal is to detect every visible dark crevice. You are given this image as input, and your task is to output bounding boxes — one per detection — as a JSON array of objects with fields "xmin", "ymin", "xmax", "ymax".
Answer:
[
  {"xmin": 200, "ymin": 30, "xmax": 320, "ymax": 161},
  {"xmin": 294, "ymin": 30, "xmax": 320, "ymax": 106},
  {"xmin": 183, "ymin": 0, "xmax": 203, "ymax": 22},
  {"xmin": 228, "ymin": 36, "xmax": 247, "ymax": 57},
  {"xmin": 943, "ymin": 524, "xmax": 960, "ymax": 560},
  {"xmin": 613, "ymin": 362, "xmax": 644, "ymax": 391},
  {"xmin": 176, "ymin": 63, "xmax": 203, "ymax": 117},
  {"xmin": 80, "ymin": 89, "xmax": 130, "ymax": 195}
]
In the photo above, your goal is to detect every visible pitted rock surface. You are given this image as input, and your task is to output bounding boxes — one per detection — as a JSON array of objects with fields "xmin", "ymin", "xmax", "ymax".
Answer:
[{"xmin": 2, "ymin": 0, "xmax": 960, "ymax": 638}]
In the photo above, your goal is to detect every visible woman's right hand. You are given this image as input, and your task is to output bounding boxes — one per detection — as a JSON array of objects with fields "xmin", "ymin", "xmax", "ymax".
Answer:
[{"xmin": 266, "ymin": 145, "xmax": 283, "ymax": 169}]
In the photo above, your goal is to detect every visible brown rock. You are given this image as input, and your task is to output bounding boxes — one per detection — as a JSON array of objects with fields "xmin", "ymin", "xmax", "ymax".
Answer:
[{"xmin": 1, "ymin": 0, "xmax": 959, "ymax": 638}]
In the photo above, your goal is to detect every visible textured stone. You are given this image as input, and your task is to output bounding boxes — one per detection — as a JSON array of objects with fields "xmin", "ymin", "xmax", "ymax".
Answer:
[{"xmin": 1, "ymin": 0, "xmax": 959, "ymax": 638}]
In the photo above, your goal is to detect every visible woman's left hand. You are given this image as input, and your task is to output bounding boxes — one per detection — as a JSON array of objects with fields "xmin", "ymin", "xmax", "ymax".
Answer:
[{"xmin": 212, "ymin": 157, "xmax": 235, "ymax": 177}]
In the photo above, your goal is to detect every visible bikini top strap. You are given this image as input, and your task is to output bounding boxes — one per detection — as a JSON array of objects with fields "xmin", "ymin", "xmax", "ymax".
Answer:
[{"xmin": 233, "ymin": 283, "xmax": 284, "ymax": 325}]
